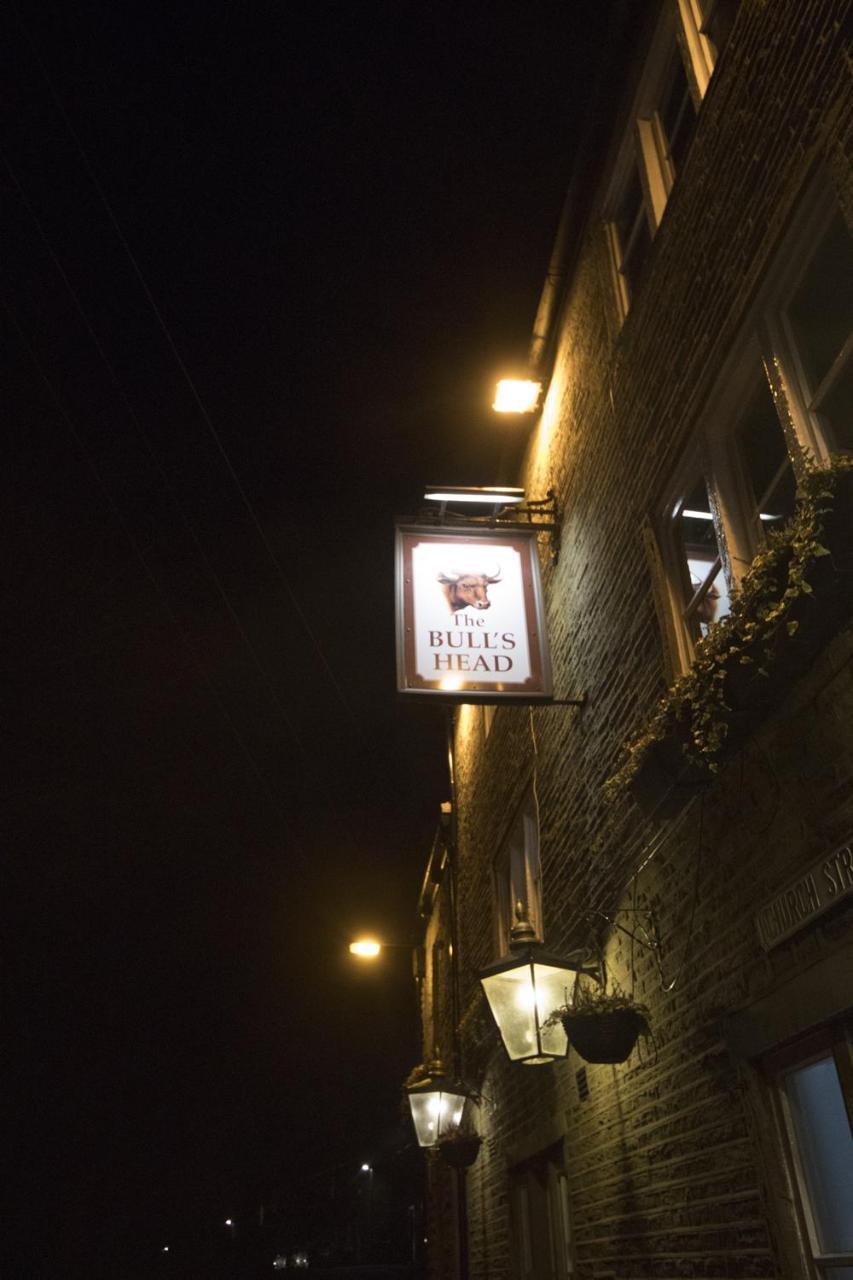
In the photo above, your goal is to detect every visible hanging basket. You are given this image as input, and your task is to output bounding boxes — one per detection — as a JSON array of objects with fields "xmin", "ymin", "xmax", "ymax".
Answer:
[
  {"xmin": 561, "ymin": 1006, "xmax": 648, "ymax": 1064},
  {"xmin": 437, "ymin": 1134, "xmax": 482, "ymax": 1169}
]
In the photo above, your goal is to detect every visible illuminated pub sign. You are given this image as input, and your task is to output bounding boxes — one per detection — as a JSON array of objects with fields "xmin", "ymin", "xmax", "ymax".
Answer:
[{"xmin": 395, "ymin": 525, "xmax": 552, "ymax": 701}]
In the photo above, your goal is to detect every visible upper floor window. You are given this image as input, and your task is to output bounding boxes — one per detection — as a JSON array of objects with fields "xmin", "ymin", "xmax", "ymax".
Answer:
[
  {"xmin": 656, "ymin": 184, "xmax": 853, "ymax": 672},
  {"xmin": 777, "ymin": 208, "xmax": 853, "ymax": 454},
  {"xmin": 606, "ymin": 10, "xmax": 698, "ymax": 317},
  {"xmin": 675, "ymin": 474, "xmax": 731, "ymax": 638},
  {"xmin": 677, "ymin": 0, "xmax": 739, "ymax": 97}
]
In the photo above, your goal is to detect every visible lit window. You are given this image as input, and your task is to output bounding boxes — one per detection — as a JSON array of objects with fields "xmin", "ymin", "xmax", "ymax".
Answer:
[{"xmin": 674, "ymin": 476, "xmax": 731, "ymax": 640}]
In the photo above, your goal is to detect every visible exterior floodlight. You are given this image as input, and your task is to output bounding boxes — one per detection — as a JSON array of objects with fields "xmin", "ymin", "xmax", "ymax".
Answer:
[
  {"xmin": 493, "ymin": 379, "xmax": 541, "ymax": 414},
  {"xmin": 349, "ymin": 938, "xmax": 382, "ymax": 958},
  {"xmin": 405, "ymin": 1060, "xmax": 476, "ymax": 1148},
  {"xmin": 480, "ymin": 907, "xmax": 582, "ymax": 1065},
  {"xmin": 423, "ymin": 485, "xmax": 525, "ymax": 506}
]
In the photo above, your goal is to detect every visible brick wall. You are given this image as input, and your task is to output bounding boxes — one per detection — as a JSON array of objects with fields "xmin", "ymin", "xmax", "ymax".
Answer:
[{"xmin": 432, "ymin": 2, "xmax": 853, "ymax": 1277}]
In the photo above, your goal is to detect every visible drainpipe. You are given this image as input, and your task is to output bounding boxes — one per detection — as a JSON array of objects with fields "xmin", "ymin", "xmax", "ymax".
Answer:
[{"xmin": 444, "ymin": 707, "xmax": 468, "ymax": 1280}]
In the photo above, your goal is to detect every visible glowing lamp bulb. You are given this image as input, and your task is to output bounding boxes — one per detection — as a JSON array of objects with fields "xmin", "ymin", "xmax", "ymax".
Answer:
[
  {"xmin": 493, "ymin": 379, "xmax": 541, "ymax": 413},
  {"xmin": 349, "ymin": 938, "xmax": 382, "ymax": 958}
]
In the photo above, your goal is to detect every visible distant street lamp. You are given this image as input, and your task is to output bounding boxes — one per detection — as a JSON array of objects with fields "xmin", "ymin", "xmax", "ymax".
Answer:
[
  {"xmin": 349, "ymin": 938, "xmax": 382, "ymax": 958},
  {"xmin": 479, "ymin": 906, "xmax": 590, "ymax": 1065}
]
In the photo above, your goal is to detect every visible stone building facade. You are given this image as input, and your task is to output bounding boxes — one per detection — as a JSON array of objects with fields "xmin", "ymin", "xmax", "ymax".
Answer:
[{"xmin": 415, "ymin": 2, "xmax": 853, "ymax": 1277}]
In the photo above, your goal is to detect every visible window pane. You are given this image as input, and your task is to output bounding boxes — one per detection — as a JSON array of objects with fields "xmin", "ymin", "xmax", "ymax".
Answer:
[
  {"xmin": 660, "ymin": 53, "xmax": 696, "ymax": 178},
  {"xmin": 687, "ymin": 558, "xmax": 730, "ymax": 632},
  {"xmin": 785, "ymin": 1056, "xmax": 853, "ymax": 1254},
  {"xmin": 615, "ymin": 169, "xmax": 652, "ymax": 300},
  {"xmin": 788, "ymin": 211, "xmax": 853, "ymax": 400},
  {"xmin": 816, "ymin": 347, "xmax": 853, "ymax": 453},
  {"xmin": 697, "ymin": 0, "xmax": 738, "ymax": 55},
  {"xmin": 736, "ymin": 379, "xmax": 796, "ymax": 525},
  {"xmin": 678, "ymin": 477, "xmax": 730, "ymax": 632}
]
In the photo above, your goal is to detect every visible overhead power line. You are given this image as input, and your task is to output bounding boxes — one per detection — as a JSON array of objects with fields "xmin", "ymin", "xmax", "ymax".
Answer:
[
  {"xmin": 12, "ymin": 4, "xmax": 367, "ymax": 749},
  {"xmin": 2, "ymin": 150, "xmax": 305, "ymax": 757},
  {"xmin": 4, "ymin": 296, "xmax": 302, "ymax": 836}
]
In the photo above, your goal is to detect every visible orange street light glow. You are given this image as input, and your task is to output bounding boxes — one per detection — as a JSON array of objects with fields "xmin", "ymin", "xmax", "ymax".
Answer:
[
  {"xmin": 350, "ymin": 938, "xmax": 382, "ymax": 958},
  {"xmin": 493, "ymin": 379, "xmax": 541, "ymax": 413}
]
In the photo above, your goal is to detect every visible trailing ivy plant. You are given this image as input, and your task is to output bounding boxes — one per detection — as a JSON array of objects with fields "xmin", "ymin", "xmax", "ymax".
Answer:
[{"xmin": 604, "ymin": 454, "xmax": 853, "ymax": 798}]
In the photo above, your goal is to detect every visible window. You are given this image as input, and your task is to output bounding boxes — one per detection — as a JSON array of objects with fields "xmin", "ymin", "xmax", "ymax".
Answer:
[
  {"xmin": 609, "ymin": 165, "xmax": 653, "ymax": 312},
  {"xmin": 657, "ymin": 187, "xmax": 853, "ymax": 670},
  {"xmin": 606, "ymin": 10, "xmax": 698, "ymax": 316},
  {"xmin": 677, "ymin": 0, "xmax": 739, "ymax": 98},
  {"xmin": 674, "ymin": 473, "xmax": 731, "ymax": 639},
  {"xmin": 771, "ymin": 207, "xmax": 853, "ymax": 455},
  {"xmin": 766, "ymin": 1024, "xmax": 853, "ymax": 1278},
  {"xmin": 509, "ymin": 1144, "xmax": 575, "ymax": 1280},
  {"xmin": 493, "ymin": 790, "xmax": 542, "ymax": 954}
]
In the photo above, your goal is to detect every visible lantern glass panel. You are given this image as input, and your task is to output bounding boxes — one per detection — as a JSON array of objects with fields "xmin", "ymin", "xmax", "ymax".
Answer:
[
  {"xmin": 408, "ymin": 1085, "xmax": 470, "ymax": 1147},
  {"xmin": 532, "ymin": 962, "xmax": 571, "ymax": 1060},
  {"xmin": 481, "ymin": 959, "xmax": 570, "ymax": 1062}
]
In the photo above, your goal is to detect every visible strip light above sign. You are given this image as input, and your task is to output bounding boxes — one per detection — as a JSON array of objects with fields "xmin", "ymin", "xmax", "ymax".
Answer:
[{"xmin": 395, "ymin": 525, "xmax": 552, "ymax": 702}]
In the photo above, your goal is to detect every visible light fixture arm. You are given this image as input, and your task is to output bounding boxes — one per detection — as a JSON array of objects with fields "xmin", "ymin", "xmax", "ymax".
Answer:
[
  {"xmin": 587, "ymin": 908, "xmax": 662, "ymax": 953},
  {"xmin": 418, "ymin": 488, "xmax": 561, "ymax": 560}
]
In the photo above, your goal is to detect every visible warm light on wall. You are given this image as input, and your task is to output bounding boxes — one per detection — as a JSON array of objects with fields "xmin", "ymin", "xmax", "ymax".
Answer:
[{"xmin": 493, "ymin": 379, "xmax": 541, "ymax": 414}]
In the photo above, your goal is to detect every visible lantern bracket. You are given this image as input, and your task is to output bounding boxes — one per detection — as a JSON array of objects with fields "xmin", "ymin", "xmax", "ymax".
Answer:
[
  {"xmin": 587, "ymin": 908, "xmax": 662, "ymax": 954},
  {"xmin": 417, "ymin": 488, "xmax": 561, "ymax": 561}
]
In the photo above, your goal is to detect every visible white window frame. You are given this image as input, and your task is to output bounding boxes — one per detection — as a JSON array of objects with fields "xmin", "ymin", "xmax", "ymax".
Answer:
[
  {"xmin": 656, "ymin": 181, "xmax": 851, "ymax": 671},
  {"xmin": 604, "ymin": 5, "xmax": 699, "ymax": 319},
  {"xmin": 676, "ymin": 0, "xmax": 720, "ymax": 98}
]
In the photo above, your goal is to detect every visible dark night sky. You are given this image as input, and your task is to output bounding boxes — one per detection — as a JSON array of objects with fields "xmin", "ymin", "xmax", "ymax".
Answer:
[{"xmin": 3, "ymin": 2, "xmax": 611, "ymax": 1273}]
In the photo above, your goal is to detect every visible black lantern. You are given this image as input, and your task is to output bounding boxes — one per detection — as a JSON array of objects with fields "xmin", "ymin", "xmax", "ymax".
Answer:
[
  {"xmin": 406, "ymin": 1060, "xmax": 476, "ymax": 1148},
  {"xmin": 480, "ymin": 908, "xmax": 585, "ymax": 1065}
]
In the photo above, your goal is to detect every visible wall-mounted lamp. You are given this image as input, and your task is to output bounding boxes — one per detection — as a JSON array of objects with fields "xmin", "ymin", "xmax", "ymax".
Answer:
[
  {"xmin": 423, "ymin": 485, "xmax": 526, "ymax": 507},
  {"xmin": 479, "ymin": 907, "xmax": 589, "ymax": 1065},
  {"xmin": 405, "ymin": 1060, "xmax": 477, "ymax": 1148},
  {"xmin": 492, "ymin": 379, "xmax": 541, "ymax": 414}
]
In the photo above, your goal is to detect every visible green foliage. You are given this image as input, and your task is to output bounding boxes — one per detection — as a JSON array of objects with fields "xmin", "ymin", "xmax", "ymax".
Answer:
[
  {"xmin": 604, "ymin": 456, "xmax": 853, "ymax": 799},
  {"xmin": 545, "ymin": 982, "xmax": 650, "ymax": 1031}
]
